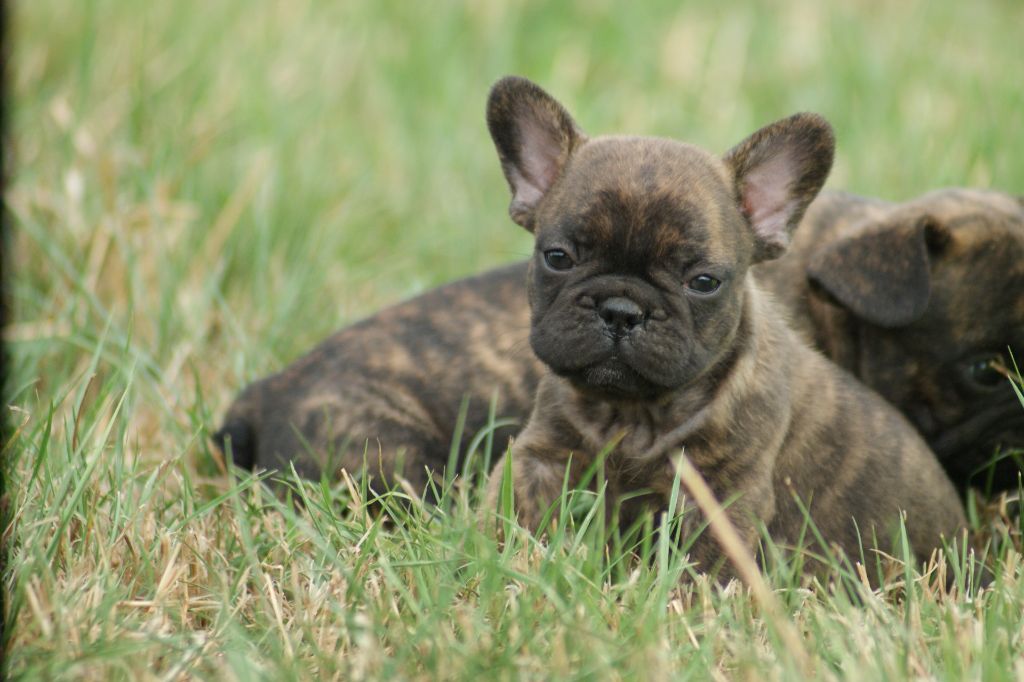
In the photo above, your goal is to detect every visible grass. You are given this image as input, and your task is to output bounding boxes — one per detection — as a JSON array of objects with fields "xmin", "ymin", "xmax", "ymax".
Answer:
[{"xmin": 5, "ymin": 0, "xmax": 1024, "ymax": 678}]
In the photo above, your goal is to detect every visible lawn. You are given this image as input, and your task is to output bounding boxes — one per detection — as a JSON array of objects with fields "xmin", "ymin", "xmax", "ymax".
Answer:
[{"xmin": 5, "ymin": 0, "xmax": 1024, "ymax": 679}]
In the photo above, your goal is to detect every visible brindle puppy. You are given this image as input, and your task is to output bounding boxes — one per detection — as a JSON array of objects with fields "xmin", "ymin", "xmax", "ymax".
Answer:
[
  {"xmin": 478, "ymin": 76, "xmax": 964, "ymax": 575},
  {"xmin": 756, "ymin": 189, "xmax": 1024, "ymax": 492},
  {"xmin": 215, "ymin": 106, "xmax": 1022, "ymax": 501}
]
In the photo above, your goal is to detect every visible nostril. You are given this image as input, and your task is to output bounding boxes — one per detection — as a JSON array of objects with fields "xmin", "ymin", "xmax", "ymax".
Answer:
[{"xmin": 598, "ymin": 297, "xmax": 645, "ymax": 330}]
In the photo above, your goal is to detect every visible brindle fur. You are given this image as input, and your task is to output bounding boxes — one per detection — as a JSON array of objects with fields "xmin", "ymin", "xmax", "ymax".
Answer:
[
  {"xmin": 215, "ymin": 263, "xmax": 541, "ymax": 492},
  {"xmin": 755, "ymin": 189, "xmax": 1024, "ymax": 492},
  {"xmin": 477, "ymin": 77, "xmax": 964, "ymax": 576}
]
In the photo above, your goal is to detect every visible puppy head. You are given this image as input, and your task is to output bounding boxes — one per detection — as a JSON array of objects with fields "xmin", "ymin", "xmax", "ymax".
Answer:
[
  {"xmin": 806, "ymin": 189, "xmax": 1024, "ymax": 490},
  {"xmin": 487, "ymin": 76, "xmax": 834, "ymax": 398}
]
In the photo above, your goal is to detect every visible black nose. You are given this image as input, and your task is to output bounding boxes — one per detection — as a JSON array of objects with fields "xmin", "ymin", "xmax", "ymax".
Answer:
[{"xmin": 598, "ymin": 296, "xmax": 645, "ymax": 335}]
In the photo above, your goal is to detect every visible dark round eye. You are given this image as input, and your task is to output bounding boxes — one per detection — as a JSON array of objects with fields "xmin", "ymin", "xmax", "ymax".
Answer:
[
  {"xmin": 543, "ymin": 249, "xmax": 575, "ymax": 271},
  {"xmin": 688, "ymin": 274, "xmax": 721, "ymax": 294},
  {"xmin": 964, "ymin": 354, "xmax": 1007, "ymax": 389}
]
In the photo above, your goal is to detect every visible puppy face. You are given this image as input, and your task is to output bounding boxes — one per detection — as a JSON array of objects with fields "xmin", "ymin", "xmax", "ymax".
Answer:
[
  {"xmin": 525, "ymin": 139, "xmax": 751, "ymax": 398},
  {"xmin": 807, "ymin": 189, "xmax": 1024, "ymax": 489},
  {"xmin": 486, "ymin": 76, "xmax": 833, "ymax": 400}
]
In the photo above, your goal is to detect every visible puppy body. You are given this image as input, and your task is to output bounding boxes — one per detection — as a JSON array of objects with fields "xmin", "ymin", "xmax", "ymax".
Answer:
[
  {"xmin": 480, "ymin": 77, "xmax": 964, "ymax": 572},
  {"xmin": 755, "ymin": 189, "xmax": 1024, "ymax": 491},
  {"xmin": 216, "ymin": 262, "xmax": 540, "ymax": 490}
]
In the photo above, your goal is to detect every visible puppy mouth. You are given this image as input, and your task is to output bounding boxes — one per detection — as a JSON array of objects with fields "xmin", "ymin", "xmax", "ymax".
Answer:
[{"xmin": 561, "ymin": 356, "xmax": 664, "ymax": 399}]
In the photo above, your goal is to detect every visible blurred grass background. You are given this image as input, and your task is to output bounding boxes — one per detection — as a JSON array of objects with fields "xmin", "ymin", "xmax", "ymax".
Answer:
[{"xmin": 6, "ymin": 0, "xmax": 1024, "ymax": 678}]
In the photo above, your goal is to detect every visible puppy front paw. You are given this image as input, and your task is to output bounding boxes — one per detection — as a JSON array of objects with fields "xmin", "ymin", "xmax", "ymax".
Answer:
[{"xmin": 482, "ymin": 448, "xmax": 576, "ymax": 539}]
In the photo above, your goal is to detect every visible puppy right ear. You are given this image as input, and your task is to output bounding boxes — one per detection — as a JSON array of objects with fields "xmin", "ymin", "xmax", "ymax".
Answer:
[
  {"xmin": 486, "ymin": 76, "xmax": 586, "ymax": 231},
  {"xmin": 806, "ymin": 215, "xmax": 950, "ymax": 327}
]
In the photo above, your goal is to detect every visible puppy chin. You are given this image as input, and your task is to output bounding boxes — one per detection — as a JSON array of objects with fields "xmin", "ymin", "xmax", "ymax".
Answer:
[{"xmin": 563, "ymin": 358, "xmax": 665, "ymax": 400}]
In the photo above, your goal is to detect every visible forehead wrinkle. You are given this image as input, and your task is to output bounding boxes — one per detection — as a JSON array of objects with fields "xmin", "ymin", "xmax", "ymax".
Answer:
[
  {"xmin": 932, "ymin": 259, "xmax": 1024, "ymax": 341},
  {"xmin": 641, "ymin": 192, "xmax": 703, "ymax": 261},
  {"xmin": 573, "ymin": 187, "xmax": 695, "ymax": 261},
  {"xmin": 552, "ymin": 135, "xmax": 740, "ymax": 265}
]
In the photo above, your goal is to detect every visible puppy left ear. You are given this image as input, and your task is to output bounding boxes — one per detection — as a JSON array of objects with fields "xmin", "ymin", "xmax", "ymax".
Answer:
[
  {"xmin": 486, "ymin": 76, "xmax": 586, "ymax": 231},
  {"xmin": 723, "ymin": 113, "xmax": 835, "ymax": 261}
]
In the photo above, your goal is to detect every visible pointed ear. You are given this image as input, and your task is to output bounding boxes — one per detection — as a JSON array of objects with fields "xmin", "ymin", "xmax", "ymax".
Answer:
[
  {"xmin": 723, "ymin": 113, "xmax": 835, "ymax": 261},
  {"xmin": 806, "ymin": 215, "xmax": 951, "ymax": 328},
  {"xmin": 486, "ymin": 76, "xmax": 586, "ymax": 231}
]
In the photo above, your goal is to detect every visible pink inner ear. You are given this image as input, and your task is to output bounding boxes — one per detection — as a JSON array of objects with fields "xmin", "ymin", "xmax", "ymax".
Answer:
[
  {"xmin": 740, "ymin": 152, "xmax": 798, "ymax": 247},
  {"xmin": 509, "ymin": 167, "xmax": 545, "ymax": 207},
  {"xmin": 512, "ymin": 117, "xmax": 562, "ymax": 208}
]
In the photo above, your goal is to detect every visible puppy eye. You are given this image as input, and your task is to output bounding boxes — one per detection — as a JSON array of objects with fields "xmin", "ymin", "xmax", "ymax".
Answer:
[
  {"xmin": 688, "ymin": 274, "xmax": 721, "ymax": 294},
  {"xmin": 543, "ymin": 249, "xmax": 575, "ymax": 271},
  {"xmin": 963, "ymin": 354, "xmax": 1007, "ymax": 390}
]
